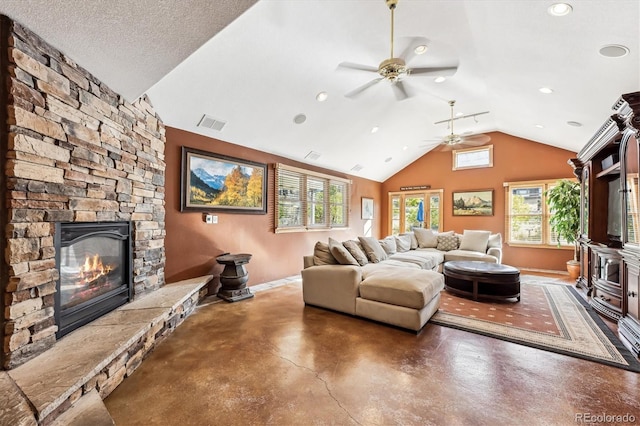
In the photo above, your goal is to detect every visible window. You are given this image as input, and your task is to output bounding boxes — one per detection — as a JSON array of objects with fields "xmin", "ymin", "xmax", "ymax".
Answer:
[
  {"xmin": 387, "ymin": 190, "xmax": 443, "ymax": 234},
  {"xmin": 275, "ymin": 163, "xmax": 350, "ymax": 232},
  {"xmin": 504, "ymin": 179, "xmax": 574, "ymax": 247},
  {"xmin": 452, "ymin": 145, "xmax": 493, "ymax": 170}
]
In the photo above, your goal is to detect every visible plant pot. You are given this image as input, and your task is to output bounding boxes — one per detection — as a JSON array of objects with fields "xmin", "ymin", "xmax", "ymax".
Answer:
[{"xmin": 567, "ymin": 260, "xmax": 580, "ymax": 280}]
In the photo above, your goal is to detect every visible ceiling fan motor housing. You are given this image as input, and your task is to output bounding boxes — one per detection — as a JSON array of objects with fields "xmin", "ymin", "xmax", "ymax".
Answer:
[{"xmin": 378, "ymin": 58, "xmax": 407, "ymax": 82}]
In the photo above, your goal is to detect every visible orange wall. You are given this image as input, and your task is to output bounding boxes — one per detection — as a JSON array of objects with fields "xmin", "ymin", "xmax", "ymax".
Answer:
[
  {"xmin": 165, "ymin": 127, "xmax": 382, "ymax": 286},
  {"xmin": 382, "ymin": 132, "xmax": 577, "ymax": 272}
]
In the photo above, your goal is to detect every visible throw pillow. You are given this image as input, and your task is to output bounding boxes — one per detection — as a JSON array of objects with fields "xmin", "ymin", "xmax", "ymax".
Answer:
[
  {"xmin": 459, "ymin": 230, "xmax": 491, "ymax": 253},
  {"xmin": 413, "ymin": 228, "xmax": 438, "ymax": 248},
  {"xmin": 328, "ymin": 238, "xmax": 359, "ymax": 265},
  {"xmin": 488, "ymin": 233, "xmax": 502, "ymax": 248},
  {"xmin": 394, "ymin": 234, "xmax": 412, "ymax": 252},
  {"xmin": 358, "ymin": 236, "xmax": 388, "ymax": 263},
  {"xmin": 437, "ymin": 234, "xmax": 459, "ymax": 251},
  {"xmin": 400, "ymin": 232, "xmax": 418, "ymax": 249},
  {"xmin": 313, "ymin": 241, "xmax": 337, "ymax": 265},
  {"xmin": 343, "ymin": 240, "xmax": 368, "ymax": 266},
  {"xmin": 379, "ymin": 236, "xmax": 397, "ymax": 255}
]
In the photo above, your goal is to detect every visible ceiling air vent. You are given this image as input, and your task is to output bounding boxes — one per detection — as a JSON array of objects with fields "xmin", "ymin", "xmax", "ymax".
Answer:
[
  {"xmin": 197, "ymin": 114, "xmax": 226, "ymax": 131},
  {"xmin": 305, "ymin": 151, "xmax": 321, "ymax": 161},
  {"xmin": 350, "ymin": 164, "xmax": 364, "ymax": 172}
]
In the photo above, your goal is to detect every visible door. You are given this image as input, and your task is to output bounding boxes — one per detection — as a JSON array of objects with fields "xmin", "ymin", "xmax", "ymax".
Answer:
[{"xmin": 387, "ymin": 190, "xmax": 443, "ymax": 235}]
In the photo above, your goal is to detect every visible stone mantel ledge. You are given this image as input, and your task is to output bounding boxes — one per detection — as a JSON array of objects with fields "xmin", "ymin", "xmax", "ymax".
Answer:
[{"xmin": 1, "ymin": 275, "xmax": 212, "ymax": 424}]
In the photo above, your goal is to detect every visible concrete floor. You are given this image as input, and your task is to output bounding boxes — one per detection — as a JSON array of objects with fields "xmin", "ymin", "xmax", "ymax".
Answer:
[{"xmin": 105, "ymin": 278, "xmax": 640, "ymax": 425}]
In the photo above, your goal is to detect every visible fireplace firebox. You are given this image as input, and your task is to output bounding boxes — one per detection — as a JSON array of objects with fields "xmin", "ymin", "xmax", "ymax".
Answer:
[{"xmin": 54, "ymin": 222, "xmax": 132, "ymax": 338}]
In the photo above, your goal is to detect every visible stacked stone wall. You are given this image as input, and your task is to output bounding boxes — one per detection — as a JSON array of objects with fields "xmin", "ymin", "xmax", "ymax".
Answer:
[{"xmin": 2, "ymin": 18, "xmax": 166, "ymax": 369}]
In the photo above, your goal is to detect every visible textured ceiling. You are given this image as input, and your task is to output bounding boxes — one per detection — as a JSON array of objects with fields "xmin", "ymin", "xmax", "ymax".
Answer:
[{"xmin": 1, "ymin": 1, "xmax": 639, "ymax": 182}]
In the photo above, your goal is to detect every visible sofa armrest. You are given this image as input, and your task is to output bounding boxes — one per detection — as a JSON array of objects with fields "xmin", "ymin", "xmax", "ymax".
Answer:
[
  {"xmin": 303, "ymin": 255, "xmax": 315, "ymax": 269},
  {"xmin": 302, "ymin": 265, "xmax": 361, "ymax": 315},
  {"xmin": 487, "ymin": 247, "xmax": 502, "ymax": 264}
]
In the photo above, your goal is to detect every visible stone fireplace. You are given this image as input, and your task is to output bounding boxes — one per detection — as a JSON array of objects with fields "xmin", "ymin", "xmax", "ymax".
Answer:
[
  {"xmin": 1, "ymin": 16, "xmax": 167, "ymax": 370},
  {"xmin": 55, "ymin": 221, "xmax": 132, "ymax": 338}
]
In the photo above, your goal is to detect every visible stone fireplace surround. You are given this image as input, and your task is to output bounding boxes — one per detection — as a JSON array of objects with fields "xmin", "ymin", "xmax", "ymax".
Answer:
[{"xmin": 0, "ymin": 14, "xmax": 206, "ymax": 424}]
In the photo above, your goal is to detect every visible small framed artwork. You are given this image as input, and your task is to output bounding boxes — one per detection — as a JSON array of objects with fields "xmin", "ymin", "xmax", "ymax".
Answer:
[
  {"xmin": 361, "ymin": 197, "xmax": 374, "ymax": 220},
  {"xmin": 181, "ymin": 146, "xmax": 267, "ymax": 214},
  {"xmin": 452, "ymin": 189, "xmax": 494, "ymax": 216}
]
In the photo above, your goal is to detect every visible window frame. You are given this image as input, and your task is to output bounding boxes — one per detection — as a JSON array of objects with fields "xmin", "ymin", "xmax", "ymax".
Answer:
[
  {"xmin": 275, "ymin": 163, "xmax": 351, "ymax": 233},
  {"xmin": 504, "ymin": 178, "xmax": 576, "ymax": 248},
  {"xmin": 452, "ymin": 145, "xmax": 494, "ymax": 171},
  {"xmin": 387, "ymin": 189, "xmax": 444, "ymax": 235}
]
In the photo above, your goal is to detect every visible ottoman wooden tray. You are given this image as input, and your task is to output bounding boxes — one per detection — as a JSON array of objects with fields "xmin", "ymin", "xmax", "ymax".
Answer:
[{"xmin": 443, "ymin": 261, "xmax": 520, "ymax": 302}]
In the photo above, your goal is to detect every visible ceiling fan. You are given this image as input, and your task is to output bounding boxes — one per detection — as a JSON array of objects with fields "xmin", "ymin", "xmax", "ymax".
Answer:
[
  {"xmin": 424, "ymin": 100, "xmax": 491, "ymax": 151},
  {"xmin": 338, "ymin": 0, "xmax": 458, "ymax": 101}
]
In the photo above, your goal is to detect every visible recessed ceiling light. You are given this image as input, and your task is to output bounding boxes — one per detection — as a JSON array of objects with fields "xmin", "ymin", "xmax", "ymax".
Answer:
[
  {"xmin": 539, "ymin": 87, "xmax": 554, "ymax": 94},
  {"xmin": 384, "ymin": 157, "xmax": 392, "ymax": 163},
  {"xmin": 414, "ymin": 45, "xmax": 428, "ymax": 55},
  {"xmin": 402, "ymin": 146, "xmax": 408, "ymax": 151},
  {"xmin": 434, "ymin": 76, "xmax": 446, "ymax": 83},
  {"xmin": 293, "ymin": 113, "xmax": 307, "ymax": 124},
  {"xmin": 567, "ymin": 121, "xmax": 582, "ymax": 127},
  {"xmin": 599, "ymin": 44, "xmax": 630, "ymax": 58},
  {"xmin": 316, "ymin": 91, "xmax": 328, "ymax": 102},
  {"xmin": 455, "ymin": 112, "xmax": 464, "ymax": 117},
  {"xmin": 535, "ymin": 124, "xmax": 544, "ymax": 129},
  {"xmin": 547, "ymin": 3, "xmax": 572, "ymax": 16},
  {"xmin": 371, "ymin": 126, "xmax": 379, "ymax": 134}
]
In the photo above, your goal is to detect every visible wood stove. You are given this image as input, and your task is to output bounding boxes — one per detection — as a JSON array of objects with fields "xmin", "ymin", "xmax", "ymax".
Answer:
[{"xmin": 54, "ymin": 222, "xmax": 132, "ymax": 338}]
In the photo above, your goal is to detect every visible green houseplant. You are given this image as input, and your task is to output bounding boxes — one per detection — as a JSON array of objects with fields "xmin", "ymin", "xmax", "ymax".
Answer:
[{"xmin": 545, "ymin": 179, "xmax": 581, "ymax": 278}]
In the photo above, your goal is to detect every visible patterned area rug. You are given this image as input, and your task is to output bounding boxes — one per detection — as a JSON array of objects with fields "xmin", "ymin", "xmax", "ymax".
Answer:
[{"xmin": 430, "ymin": 276, "xmax": 640, "ymax": 372}]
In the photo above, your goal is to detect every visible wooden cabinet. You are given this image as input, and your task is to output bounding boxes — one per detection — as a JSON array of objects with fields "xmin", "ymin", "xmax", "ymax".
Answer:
[
  {"xmin": 590, "ymin": 245, "xmax": 623, "ymax": 321},
  {"xmin": 571, "ymin": 91, "xmax": 640, "ymax": 354}
]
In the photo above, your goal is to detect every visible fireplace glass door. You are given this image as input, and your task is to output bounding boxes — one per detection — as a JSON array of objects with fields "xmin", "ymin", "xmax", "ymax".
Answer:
[{"xmin": 55, "ymin": 222, "xmax": 132, "ymax": 337}]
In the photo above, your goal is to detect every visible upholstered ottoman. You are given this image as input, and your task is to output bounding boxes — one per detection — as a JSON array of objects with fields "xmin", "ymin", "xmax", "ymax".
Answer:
[{"xmin": 355, "ymin": 267, "xmax": 444, "ymax": 331}]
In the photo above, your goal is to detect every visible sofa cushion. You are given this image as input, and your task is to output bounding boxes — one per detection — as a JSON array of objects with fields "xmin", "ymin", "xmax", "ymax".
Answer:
[
  {"xmin": 328, "ymin": 238, "xmax": 359, "ymax": 265},
  {"xmin": 389, "ymin": 251, "xmax": 442, "ymax": 270},
  {"xmin": 359, "ymin": 267, "xmax": 444, "ymax": 310},
  {"xmin": 400, "ymin": 232, "xmax": 418, "ymax": 249},
  {"xmin": 394, "ymin": 234, "xmax": 412, "ymax": 252},
  {"xmin": 413, "ymin": 228, "xmax": 438, "ymax": 248},
  {"xmin": 436, "ymin": 234, "xmax": 459, "ymax": 251},
  {"xmin": 488, "ymin": 233, "xmax": 502, "ymax": 249},
  {"xmin": 358, "ymin": 236, "xmax": 388, "ymax": 263},
  {"xmin": 379, "ymin": 236, "xmax": 397, "ymax": 255},
  {"xmin": 313, "ymin": 241, "xmax": 337, "ymax": 265},
  {"xmin": 343, "ymin": 240, "xmax": 368, "ymax": 266},
  {"xmin": 444, "ymin": 249, "xmax": 498, "ymax": 263},
  {"xmin": 459, "ymin": 230, "xmax": 491, "ymax": 253}
]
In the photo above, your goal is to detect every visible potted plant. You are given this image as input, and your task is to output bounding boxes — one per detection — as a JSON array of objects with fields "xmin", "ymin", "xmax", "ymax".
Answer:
[{"xmin": 545, "ymin": 179, "xmax": 581, "ymax": 279}]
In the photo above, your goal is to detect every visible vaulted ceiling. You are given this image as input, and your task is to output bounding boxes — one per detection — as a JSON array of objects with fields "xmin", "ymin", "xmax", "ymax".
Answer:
[{"xmin": 1, "ymin": 1, "xmax": 638, "ymax": 181}]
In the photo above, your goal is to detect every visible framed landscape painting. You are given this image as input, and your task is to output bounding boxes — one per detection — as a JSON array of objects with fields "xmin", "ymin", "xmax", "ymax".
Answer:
[
  {"xmin": 181, "ymin": 147, "xmax": 267, "ymax": 214},
  {"xmin": 452, "ymin": 189, "xmax": 493, "ymax": 216}
]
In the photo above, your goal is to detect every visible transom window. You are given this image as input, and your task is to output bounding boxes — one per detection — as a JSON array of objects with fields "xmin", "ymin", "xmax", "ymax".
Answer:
[
  {"xmin": 504, "ymin": 179, "xmax": 573, "ymax": 247},
  {"xmin": 275, "ymin": 163, "xmax": 350, "ymax": 233},
  {"xmin": 452, "ymin": 145, "xmax": 493, "ymax": 171}
]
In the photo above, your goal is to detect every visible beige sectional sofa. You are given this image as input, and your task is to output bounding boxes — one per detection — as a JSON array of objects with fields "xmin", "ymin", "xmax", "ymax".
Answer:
[{"xmin": 301, "ymin": 229, "xmax": 502, "ymax": 331}]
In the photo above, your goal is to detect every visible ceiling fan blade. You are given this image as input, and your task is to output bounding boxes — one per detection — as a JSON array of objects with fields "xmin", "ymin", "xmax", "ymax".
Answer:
[
  {"xmin": 391, "ymin": 80, "xmax": 411, "ymax": 101},
  {"xmin": 409, "ymin": 66, "xmax": 458, "ymax": 77},
  {"xmin": 337, "ymin": 62, "xmax": 379, "ymax": 73},
  {"xmin": 437, "ymin": 143, "xmax": 456, "ymax": 152},
  {"xmin": 462, "ymin": 134, "xmax": 491, "ymax": 144},
  {"xmin": 345, "ymin": 78, "xmax": 383, "ymax": 99}
]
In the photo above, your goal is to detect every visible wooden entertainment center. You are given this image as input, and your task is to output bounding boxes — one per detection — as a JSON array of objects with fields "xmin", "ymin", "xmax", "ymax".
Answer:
[{"xmin": 569, "ymin": 91, "xmax": 640, "ymax": 355}]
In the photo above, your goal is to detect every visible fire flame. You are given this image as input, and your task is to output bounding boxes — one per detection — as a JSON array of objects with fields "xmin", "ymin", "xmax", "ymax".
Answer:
[{"xmin": 79, "ymin": 254, "xmax": 112, "ymax": 283}]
